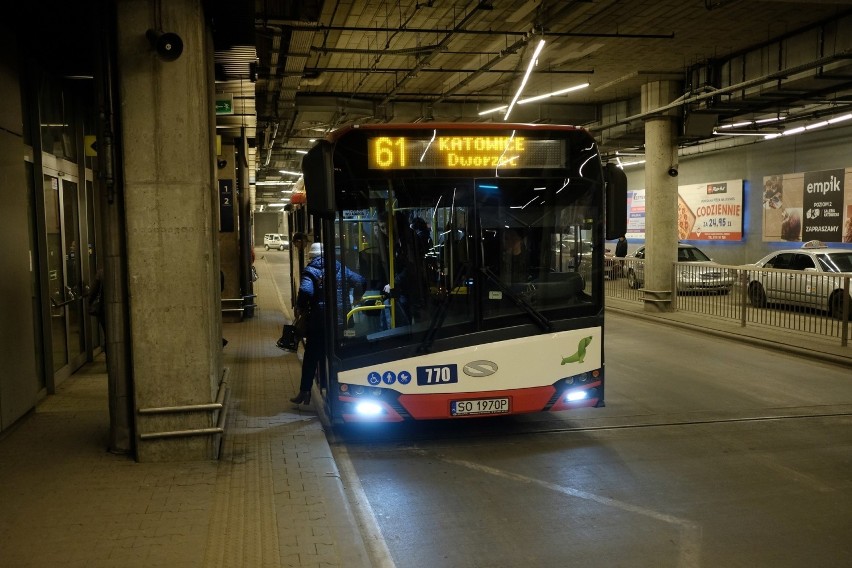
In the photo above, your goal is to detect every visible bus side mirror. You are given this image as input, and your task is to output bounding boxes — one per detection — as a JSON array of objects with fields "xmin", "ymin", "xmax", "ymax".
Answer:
[
  {"xmin": 604, "ymin": 162, "xmax": 627, "ymax": 240},
  {"xmin": 302, "ymin": 141, "xmax": 336, "ymax": 219}
]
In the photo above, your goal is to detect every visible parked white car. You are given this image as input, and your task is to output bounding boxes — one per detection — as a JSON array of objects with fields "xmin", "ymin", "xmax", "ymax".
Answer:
[
  {"xmin": 626, "ymin": 243, "xmax": 735, "ymax": 293},
  {"xmin": 263, "ymin": 233, "xmax": 289, "ymax": 251},
  {"xmin": 743, "ymin": 240, "xmax": 852, "ymax": 318}
]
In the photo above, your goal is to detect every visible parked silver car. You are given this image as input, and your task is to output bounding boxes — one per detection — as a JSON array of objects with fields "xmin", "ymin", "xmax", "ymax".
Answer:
[
  {"xmin": 743, "ymin": 240, "xmax": 852, "ymax": 318},
  {"xmin": 553, "ymin": 237, "xmax": 616, "ymax": 279},
  {"xmin": 626, "ymin": 243, "xmax": 735, "ymax": 293}
]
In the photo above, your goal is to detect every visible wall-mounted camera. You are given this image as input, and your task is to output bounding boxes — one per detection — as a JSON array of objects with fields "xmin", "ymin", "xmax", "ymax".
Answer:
[
  {"xmin": 668, "ymin": 166, "xmax": 679, "ymax": 177},
  {"xmin": 146, "ymin": 29, "xmax": 184, "ymax": 62},
  {"xmin": 217, "ymin": 159, "xmax": 228, "ymax": 169}
]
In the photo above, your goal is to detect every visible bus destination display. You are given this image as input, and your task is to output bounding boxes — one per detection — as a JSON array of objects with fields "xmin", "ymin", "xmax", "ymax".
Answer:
[{"xmin": 367, "ymin": 135, "xmax": 566, "ymax": 170}]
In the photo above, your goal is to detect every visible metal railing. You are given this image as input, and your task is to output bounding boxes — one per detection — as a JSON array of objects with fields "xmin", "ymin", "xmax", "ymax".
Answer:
[{"xmin": 605, "ymin": 259, "xmax": 851, "ymax": 347}]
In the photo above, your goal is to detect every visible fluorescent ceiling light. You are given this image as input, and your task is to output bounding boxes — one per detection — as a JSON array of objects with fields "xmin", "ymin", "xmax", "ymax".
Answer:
[
  {"xmin": 479, "ymin": 105, "xmax": 508, "ymax": 116},
  {"xmin": 619, "ymin": 159, "xmax": 646, "ymax": 168},
  {"xmin": 517, "ymin": 82, "xmax": 590, "ymax": 105},
  {"xmin": 256, "ymin": 180, "xmax": 293, "ymax": 186},
  {"xmin": 717, "ymin": 117, "xmax": 785, "ymax": 130},
  {"xmin": 717, "ymin": 121, "xmax": 752, "ymax": 129},
  {"xmin": 268, "ymin": 203, "xmax": 287, "ymax": 207},
  {"xmin": 295, "ymin": 150, "xmax": 308, "ymax": 154},
  {"xmin": 713, "ymin": 130, "xmax": 773, "ymax": 137},
  {"xmin": 279, "ymin": 170, "xmax": 302, "ymax": 176},
  {"xmin": 482, "ymin": 82, "xmax": 588, "ymax": 118},
  {"xmin": 762, "ymin": 113, "xmax": 852, "ymax": 140},
  {"xmin": 504, "ymin": 39, "xmax": 546, "ymax": 121}
]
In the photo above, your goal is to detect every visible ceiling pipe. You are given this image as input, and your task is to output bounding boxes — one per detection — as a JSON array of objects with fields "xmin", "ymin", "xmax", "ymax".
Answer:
[
  {"xmin": 429, "ymin": 0, "xmax": 610, "ymax": 107},
  {"xmin": 430, "ymin": 32, "xmax": 539, "ymax": 105},
  {"xmin": 311, "ymin": 44, "xmax": 444, "ymax": 56},
  {"xmin": 299, "ymin": 66, "xmax": 592, "ymax": 75},
  {"xmin": 381, "ymin": 0, "xmax": 485, "ymax": 104},
  {"xmin": 592, "ymin": 48, "xmax": 852, "ymax": 133},
  {"xmin": 274, "ymin": 22, "xmax": 674, "ymax": 40}
]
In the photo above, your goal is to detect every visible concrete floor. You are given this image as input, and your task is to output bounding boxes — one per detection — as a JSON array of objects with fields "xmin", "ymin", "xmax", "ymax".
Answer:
[{"xmin": 1, "ymin": 250, "xmax": 849, "ymax": 568}]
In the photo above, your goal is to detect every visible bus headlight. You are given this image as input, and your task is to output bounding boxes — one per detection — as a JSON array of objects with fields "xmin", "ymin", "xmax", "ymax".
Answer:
[
  {"xmin": 354, "ymin": 401, "xmax": 384, "ymax": 416},
  {"xmin": 565, "ymin": 390, "xmax": 588, "ymax": 402}
]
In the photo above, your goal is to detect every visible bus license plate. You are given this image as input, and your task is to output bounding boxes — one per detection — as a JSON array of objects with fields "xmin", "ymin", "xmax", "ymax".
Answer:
[{"xmin": 451, "ymin": 397, "xmax": 510, "ymax": 416}]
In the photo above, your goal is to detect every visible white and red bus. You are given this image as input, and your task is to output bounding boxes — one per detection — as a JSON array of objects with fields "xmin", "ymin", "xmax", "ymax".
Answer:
[{"xmin": 300, "ymin": 123, "xmax": 626, "ymax": 424}]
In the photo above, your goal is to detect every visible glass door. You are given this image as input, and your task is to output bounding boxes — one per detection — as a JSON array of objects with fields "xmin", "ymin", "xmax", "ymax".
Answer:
[
  {"xmin": 84, "ymin": 176, "xmax": 103, "ymax": 352},
  {"xmin": 43, "ymin": 167, "xmax": 86, "ymax": 379}
]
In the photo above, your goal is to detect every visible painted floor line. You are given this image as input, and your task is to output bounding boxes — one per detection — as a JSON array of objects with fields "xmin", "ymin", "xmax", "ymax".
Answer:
[
  {"xmin": 334, "ymin": 445, "xmax": 398, "ymax": 568},
  {"xmin": 440, "ymin": 455, "xmax": 702, "ymax": 568}
]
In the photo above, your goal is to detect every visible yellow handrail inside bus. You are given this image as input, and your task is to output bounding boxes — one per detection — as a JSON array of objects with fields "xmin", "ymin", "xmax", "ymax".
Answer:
[
  {"xmin": 385, "ymin": 204, "xmax": 396, "ymax": 328},
  {"xmin": 346, "ymin": 294, "xmax": 387, "ymax": 323}
]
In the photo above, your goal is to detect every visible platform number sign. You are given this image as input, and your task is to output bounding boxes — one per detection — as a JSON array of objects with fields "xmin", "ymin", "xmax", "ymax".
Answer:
[{"xmin": 219, "ymin": 179, "xmax": 234, "ymax": 232}]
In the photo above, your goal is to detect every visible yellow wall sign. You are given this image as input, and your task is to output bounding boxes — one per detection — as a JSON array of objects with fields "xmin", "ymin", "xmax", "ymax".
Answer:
[
  {"xmin": 367, "ymin": 136, "xmax": 565, "ymax": 170},
  {"xmin": 84, "ymin": 135, "xmax": 98, "ymax": 157}
]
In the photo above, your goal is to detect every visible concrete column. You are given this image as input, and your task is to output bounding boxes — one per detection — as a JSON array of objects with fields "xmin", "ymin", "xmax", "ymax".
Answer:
[
  {"xmin": 116, "ymin": 0, "xmax": 222, "ymax": 461},
  {"xmin": 641, "ymin": 81, "xmax": 681, "ymax": 312}
]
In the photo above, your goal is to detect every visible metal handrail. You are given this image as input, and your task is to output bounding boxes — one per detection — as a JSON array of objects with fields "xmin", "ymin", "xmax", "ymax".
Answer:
[
  {"xmin": 606, "ymin": 261, "xmax": 851, "ymax": 347},
  {"xmin": 345, "ymin": 293, "xmax": 387, "ymax": 323},
  {"xmin": 137, "ymin": 369, "xmax": 231, "ymax": 442},
  {"xmin": 50, "ymin": 296, "xmax": 78, "ymax": 308}
]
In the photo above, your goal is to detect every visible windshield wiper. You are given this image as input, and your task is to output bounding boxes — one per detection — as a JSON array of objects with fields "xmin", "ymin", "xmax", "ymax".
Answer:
[
  {"xmin": 480, "ymin": 267, "xmax": 552, "ymax": 332},
  {"xmin": 417, "ymin": 263, "xmax": 470, "ymax": 353}
]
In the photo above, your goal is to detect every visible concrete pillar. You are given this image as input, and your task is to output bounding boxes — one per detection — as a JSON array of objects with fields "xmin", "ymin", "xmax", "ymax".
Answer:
[
  {"xmin": 116, "ymin": 0, "xmax": 222, "ymax": 461},
  {"xmin": 641, "ymin": 81, "xmax": 681, "ymax": 312}
]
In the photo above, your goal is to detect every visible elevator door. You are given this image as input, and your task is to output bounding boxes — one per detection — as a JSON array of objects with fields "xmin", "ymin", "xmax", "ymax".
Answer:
[{"xmin": 43, "ymin": 170, "xmax": 87, "ymax": 381}]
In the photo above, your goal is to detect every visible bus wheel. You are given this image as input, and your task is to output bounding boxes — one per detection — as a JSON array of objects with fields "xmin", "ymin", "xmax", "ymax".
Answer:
[{"xmin": 748, "ymin": 282, "xmax": 767, "ymax": 307}]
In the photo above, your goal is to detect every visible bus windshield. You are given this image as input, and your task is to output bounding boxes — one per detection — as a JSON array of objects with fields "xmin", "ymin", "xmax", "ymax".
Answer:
[{"xmin": 331, "ymin": 172, "xmax": 602, "ymax": 348}]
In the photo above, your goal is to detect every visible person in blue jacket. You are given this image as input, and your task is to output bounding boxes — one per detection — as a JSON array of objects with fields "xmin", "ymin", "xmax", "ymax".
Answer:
[{"xmin": 290, "ymin": 242, "xmax": 366, "ymax": 406}]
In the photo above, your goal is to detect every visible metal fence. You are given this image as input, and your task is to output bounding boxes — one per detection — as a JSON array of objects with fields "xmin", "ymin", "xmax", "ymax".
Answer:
[{"xmin": 605, "ymin": 259, "xmax": 851, "ymax": 347}]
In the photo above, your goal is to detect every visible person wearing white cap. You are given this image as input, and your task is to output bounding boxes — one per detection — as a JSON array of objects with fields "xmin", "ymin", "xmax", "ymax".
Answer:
[{"xmin": 289, "ymin": 241, "xmax": 366, "ymax": 406}]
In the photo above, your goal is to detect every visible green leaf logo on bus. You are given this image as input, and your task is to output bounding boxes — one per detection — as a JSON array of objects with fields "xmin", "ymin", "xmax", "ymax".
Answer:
[{"xmin": 561, "ymin": 336, "xmax": 593, "ymax": 364}]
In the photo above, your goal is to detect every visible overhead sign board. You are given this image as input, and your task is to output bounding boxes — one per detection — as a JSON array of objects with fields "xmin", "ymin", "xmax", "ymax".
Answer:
[{"xmin": 366, "ymin": 136, "xmax": 566, "ymax": 170}]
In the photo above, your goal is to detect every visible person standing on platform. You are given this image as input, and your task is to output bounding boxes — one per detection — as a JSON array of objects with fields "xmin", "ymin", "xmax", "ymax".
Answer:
[
  {"xmin": 290, "ymin": 242, "xmax": 366, "ymax": 406},
  {"xmin": 614, "ymin": 234, "xmax": 628, "ymax": 278},
  {"xmin": 87, "ymin": 268, "xmax": 105, "ymax": 335}
]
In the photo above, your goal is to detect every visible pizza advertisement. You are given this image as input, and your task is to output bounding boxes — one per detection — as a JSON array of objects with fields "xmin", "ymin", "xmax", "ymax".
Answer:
[
  {"xmin": 677, "ymin": 195, "xmax": 696, "ymax": 240},
  {"xmin": 678, "ymin": 179, "xmax": 743, "ymax": 240},
  {"xmin": 626, "ymin": 179, "xmax": 744, "ymax": 241}
]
